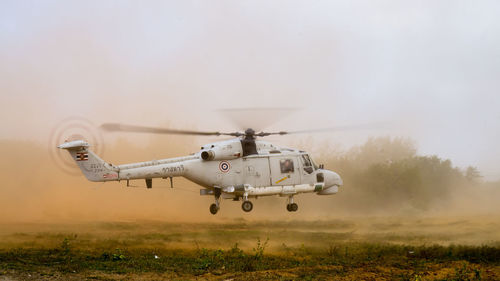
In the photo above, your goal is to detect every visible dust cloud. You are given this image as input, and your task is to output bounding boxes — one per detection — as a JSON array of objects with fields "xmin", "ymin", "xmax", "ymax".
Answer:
[
  {"xmin": 0, "ymin": 1, "xmax": 499, "ymax": 247},
  {"xmin": 0, "ymin": 135, "xmax": 498, "ymax": 226}
]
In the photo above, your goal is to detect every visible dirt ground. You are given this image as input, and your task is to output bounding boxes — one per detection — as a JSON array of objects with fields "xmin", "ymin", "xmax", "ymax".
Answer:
[{"xmin": 0, "ymin": 216, "xmax": 499, "ymax": 280}]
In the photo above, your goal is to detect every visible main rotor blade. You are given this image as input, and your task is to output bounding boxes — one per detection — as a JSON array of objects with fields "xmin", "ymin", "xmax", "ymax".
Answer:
[
  {"xmin": 100, "ymin": 123, "xmax": 239, "ymax": 136},
  {"xmin": 258, "ymin": 122, "xmax": 390, "ymax": 136}
]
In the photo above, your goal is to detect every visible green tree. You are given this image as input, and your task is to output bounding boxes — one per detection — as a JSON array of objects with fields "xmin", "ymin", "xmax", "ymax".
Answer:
[{"xmin": 465, "ymin": 166, "xmax": 481, "ymax": 183}]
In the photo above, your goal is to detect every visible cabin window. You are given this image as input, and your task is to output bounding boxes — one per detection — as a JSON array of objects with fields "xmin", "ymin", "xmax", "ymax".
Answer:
[
  {"xmin": 280, "ymin": 159, "xmax": 294, "ymax": 173},
  {"xmin": 301, "ymin": 154, "xmax": 314, "ymax": 174}
]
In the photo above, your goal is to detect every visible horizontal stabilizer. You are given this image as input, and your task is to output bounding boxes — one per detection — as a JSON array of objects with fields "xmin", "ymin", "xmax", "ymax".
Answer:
[{"xmin": 57, "ymin": 140, "xmax": 90, "ymax": 150}]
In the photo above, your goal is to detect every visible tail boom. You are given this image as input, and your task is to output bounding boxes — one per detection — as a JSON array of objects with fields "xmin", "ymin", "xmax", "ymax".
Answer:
[{"xmin": 58, "ymin": 140, "xmax": 190, "ymax": 183}]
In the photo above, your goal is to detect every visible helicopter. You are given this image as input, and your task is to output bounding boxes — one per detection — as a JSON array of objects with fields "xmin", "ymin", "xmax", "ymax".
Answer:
[{"xmin": 58, "ymin": 123, "xmax": 343, "ymax": 215}]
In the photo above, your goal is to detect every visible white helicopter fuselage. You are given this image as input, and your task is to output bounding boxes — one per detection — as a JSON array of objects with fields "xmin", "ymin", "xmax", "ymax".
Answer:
[{"xmin": 59, "ymin": 138, "xmax": 343, "ymax": 213}]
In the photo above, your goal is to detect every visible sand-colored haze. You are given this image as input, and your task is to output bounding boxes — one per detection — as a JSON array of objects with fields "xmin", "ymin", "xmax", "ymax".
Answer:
[
  {"xmin": 0, "ymin": 135, "xmax": 498, "ymax": 228},
  {"xmin": 0, "ymin": 1, "xmax": 499, "ymax": 252}
]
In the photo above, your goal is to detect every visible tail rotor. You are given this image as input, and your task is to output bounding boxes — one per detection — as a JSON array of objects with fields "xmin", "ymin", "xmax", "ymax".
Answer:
[{"xmin": 48, "ymin": 117, "xmax": 105, "ymax": 176}]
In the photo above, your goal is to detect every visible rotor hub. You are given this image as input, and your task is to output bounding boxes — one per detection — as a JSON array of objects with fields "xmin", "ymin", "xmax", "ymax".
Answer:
[{"xmin": 244, "ymin": 128, "xmax": 255, "ymax": 139}]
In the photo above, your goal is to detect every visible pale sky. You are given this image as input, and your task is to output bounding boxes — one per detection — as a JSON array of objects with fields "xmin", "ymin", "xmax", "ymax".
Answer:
[{"xmin": 1, "ymin": 1, "xmax": 500, "ymax": 179}]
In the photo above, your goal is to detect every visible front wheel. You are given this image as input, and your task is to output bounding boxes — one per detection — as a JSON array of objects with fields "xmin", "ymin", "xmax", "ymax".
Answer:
[{"xmin": 241, "ymin": 201, "xmax": 253, "ymax": 212}]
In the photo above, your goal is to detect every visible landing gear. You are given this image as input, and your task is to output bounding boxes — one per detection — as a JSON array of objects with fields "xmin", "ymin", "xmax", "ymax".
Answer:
[
  {"xmin": 287, "ymin": 203, "xmax": 298, "ymax": 212},
  {"xmin": 286, "ymin": 196, "xmax": 298, "ymax": 212},
  {"xmin": 242, "ymin": 201, "xmax": 253, "ymax": 212},
  {"xmin": 209, "ymin": 187, "xmax": 221, "ymax": 215},
  {"xmin": 210, "ymin": 203, "xmax": 219, "ymax": 215},
  {"xmin": 241, "ymin": 193, "xmax": 253, "ymax": 213}
]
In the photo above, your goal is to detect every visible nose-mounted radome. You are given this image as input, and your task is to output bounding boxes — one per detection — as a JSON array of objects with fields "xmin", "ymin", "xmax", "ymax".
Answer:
[{"xmin": 316, "ymin": 170, "xmax": 342, "ymax": 195}]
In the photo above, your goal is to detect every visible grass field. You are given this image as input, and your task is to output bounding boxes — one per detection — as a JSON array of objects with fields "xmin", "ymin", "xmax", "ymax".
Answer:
[{"xmin": 0, "ymin": 216, "xmax": 499, "ymax": 280}]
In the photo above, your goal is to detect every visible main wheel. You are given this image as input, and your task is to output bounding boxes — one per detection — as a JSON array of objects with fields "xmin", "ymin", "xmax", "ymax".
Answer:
[
  {"xmin": 286, "ymin": 204, "xmax": 292, "ymax": 212},
  {"xmin": 290, "ymin": 203, "xmax": 298, "ymax": 212},
  {"xmin": 209, "ymin": 203, "xmax": 219, "ymax": 215},
  {"xmin": 241, "ymin": 201, "xmax": 253, "ymax": 212}
]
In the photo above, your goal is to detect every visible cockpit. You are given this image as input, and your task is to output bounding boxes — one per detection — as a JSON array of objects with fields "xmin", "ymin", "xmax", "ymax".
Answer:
[{"xmin": 300, "ymin": 154, "xmax": 318, "ymax": 174}]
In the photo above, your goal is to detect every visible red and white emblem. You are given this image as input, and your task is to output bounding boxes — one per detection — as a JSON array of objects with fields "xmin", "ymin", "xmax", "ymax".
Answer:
[
  {"xmin": 76, "ymin": 152, "xmax": 88, "ymax": 161},
  {"xmin": 219, "ymin": 161, "xmax": 231, "ymax": 173}
]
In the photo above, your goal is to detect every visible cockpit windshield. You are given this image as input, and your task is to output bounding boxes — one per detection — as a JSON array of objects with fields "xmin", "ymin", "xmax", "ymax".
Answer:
[
  {"xmin": 311, "ymin": 157, "xmax": 318, "ymax": 170},
  {"xmin": 301, "ymin": 154, "xmax": 315, "ymax": 174}
]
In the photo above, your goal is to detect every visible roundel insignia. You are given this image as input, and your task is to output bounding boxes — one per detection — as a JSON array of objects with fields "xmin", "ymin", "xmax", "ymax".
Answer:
[{"xmin": 219, "ymin": 161, "xmax": 231, "ymax": 173}]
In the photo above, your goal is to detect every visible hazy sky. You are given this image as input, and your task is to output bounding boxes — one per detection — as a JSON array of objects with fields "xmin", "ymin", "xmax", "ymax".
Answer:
[{"xmin": 1, "ymin": 1, "xmax": 500, "ymax": 179}]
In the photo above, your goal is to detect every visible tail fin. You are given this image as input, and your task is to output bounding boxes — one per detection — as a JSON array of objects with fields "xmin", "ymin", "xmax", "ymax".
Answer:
[{"xmin": 58, "ymin": 140, "xmax": 118, "ymax": 182}]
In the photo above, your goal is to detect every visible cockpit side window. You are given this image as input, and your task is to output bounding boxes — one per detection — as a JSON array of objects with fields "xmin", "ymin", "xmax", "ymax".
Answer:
[
  {"xmin": 301, "ymin": 154, "xmax": 314, "ymax": 174},
  {"xmin": 280, "ymin": 159, "xmax": 294, "ymax": 173}
]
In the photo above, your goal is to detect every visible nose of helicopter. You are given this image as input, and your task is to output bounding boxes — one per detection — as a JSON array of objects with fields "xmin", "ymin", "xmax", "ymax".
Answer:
[
  {"xmin": 317, "ymin": 169, "xmax": 343, "ymax": 195},
  {"xmin": 324, "ymin": 170, "xmax": 343, "ymax": 188}
]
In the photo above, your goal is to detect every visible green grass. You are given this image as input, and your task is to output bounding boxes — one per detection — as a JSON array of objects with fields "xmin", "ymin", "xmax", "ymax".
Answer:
[
  {"xmin": 0, "ymin": 219, "xmax": 499, "ymax": 280},
  {"xmin": 0, "ymin": 238, "xmax": 499, "ymax": 278}
]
